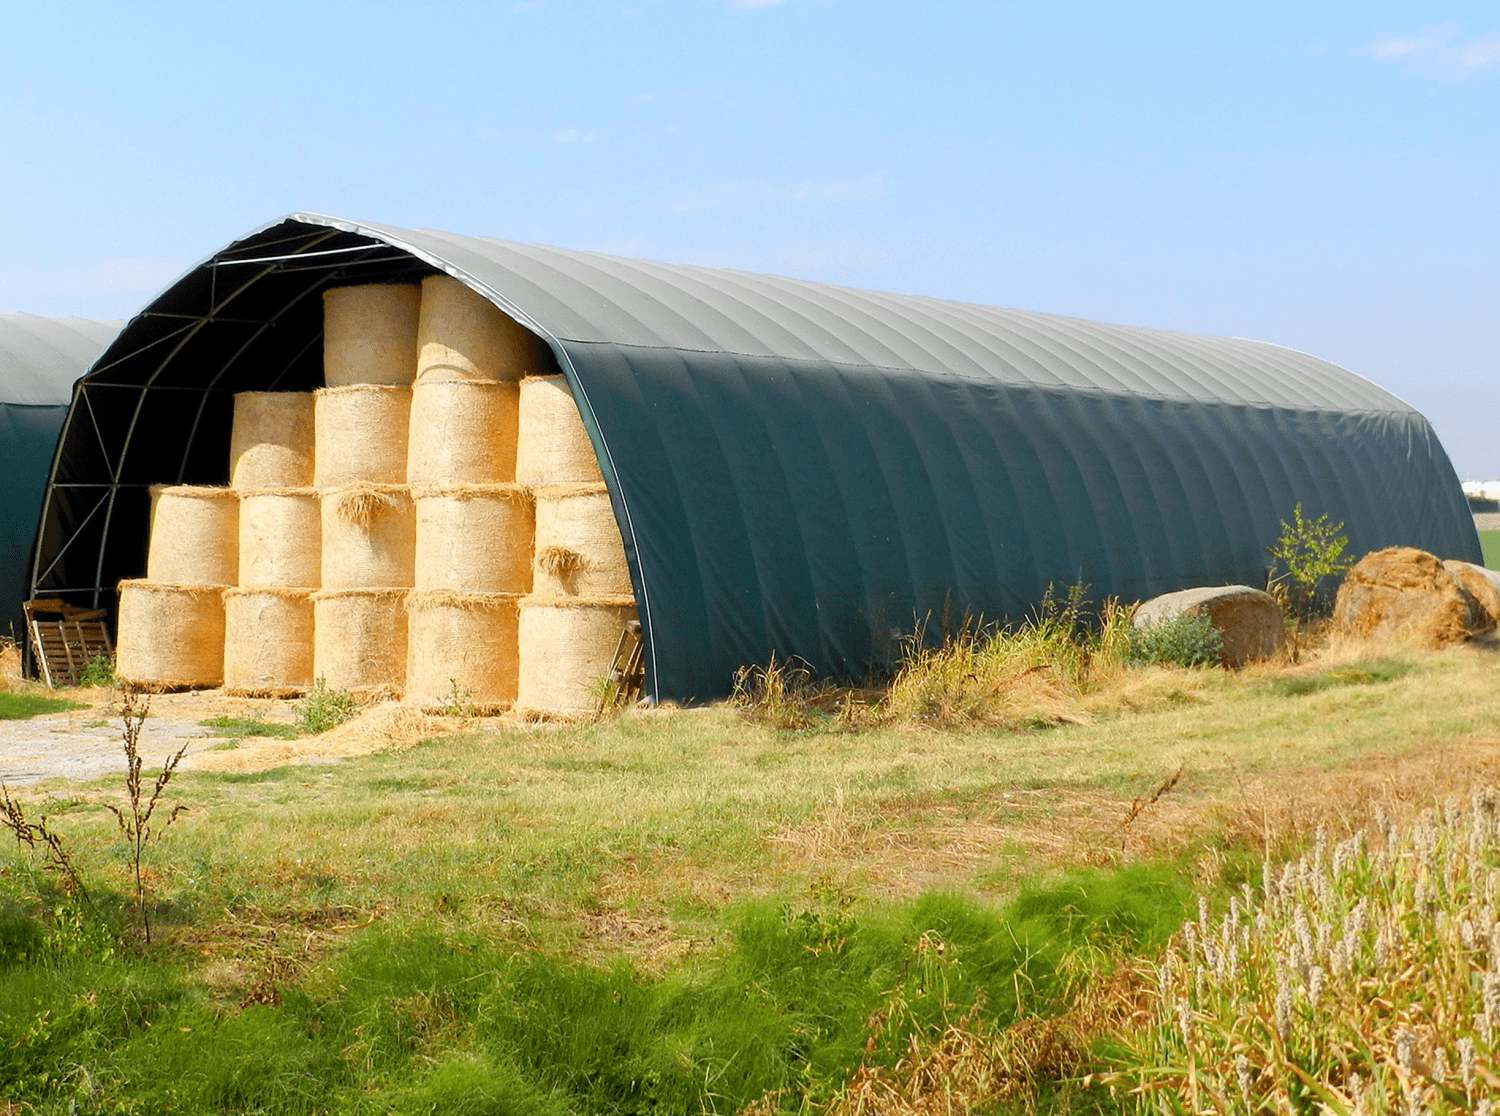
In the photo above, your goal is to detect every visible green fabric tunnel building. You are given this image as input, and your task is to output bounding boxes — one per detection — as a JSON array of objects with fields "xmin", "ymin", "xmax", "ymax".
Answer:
[{"xmin": 31, "ymin": 214, "xmax": 1479, "ymax": 700}]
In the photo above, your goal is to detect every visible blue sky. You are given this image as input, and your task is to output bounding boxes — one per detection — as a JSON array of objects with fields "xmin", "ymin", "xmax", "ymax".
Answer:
[{"xmin": 3, "ymin": 2, "xmax": 1496, "ymax": 475}]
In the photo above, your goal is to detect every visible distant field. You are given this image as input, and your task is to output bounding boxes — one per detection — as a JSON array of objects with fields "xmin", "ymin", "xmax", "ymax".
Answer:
[{"xmin": 1483, "ymin": 530, "xmax": 1500, "ymax": 570}]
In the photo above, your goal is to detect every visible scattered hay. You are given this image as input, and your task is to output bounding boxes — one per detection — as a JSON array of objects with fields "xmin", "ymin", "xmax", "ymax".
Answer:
[
  {"xmin": 188, "ymin": 701, "xmax": 450, "ymax": 774},
  {"xmin": 1333, "ymin": 546, "xmax": 1479, "ymax": 648},
  {"xmin": 536, "ymin": 545, "xmax": 585, "ymax": 576}
]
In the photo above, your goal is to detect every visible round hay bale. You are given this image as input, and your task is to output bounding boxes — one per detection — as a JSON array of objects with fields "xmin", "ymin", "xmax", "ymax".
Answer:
[
  {"xmin": 147, "ymin": 486, "xmax": 238, "ymax": 585},
  {"xmin": 115, "ymin": 580, "xmax": 225, "ymax": 691},
  {"xmin": 533, "ymin": 483, "xmax": 631, "ymax": 598},
  {"xmin": 516, "ymin": 375, "xmax": 603, "ymax": 485},
  {"xmin": 407, "ymin": 379, "xmax": 519, "ymax": 486},
  {"xmin": 223, "ymin": 587, "xmax": 314, "ymax": 697},
  {"xmin": 1444, "ymin": 560, "xmax": 1500, "ymax": 633},
  {"xmin": 239, "ymin": 488, "xmax": 321, "ymax": 588},
  {"xmin": 1132, "ymin": 585, "xmax": 1285, "ymax": 668},
  {"xmin": 322, "ymin": 283, "xmax": 420, "ymax": 387},
  {"xmin": 1333, "ymin": 547, "xmax": 1480, "ymax": 648},
  {"xmin": 517, "ymin": 596, "xmax": 637, "ymax": 717},
  {"xmin": 416, "ymin": 275, "xmax": 551, "ymax": 382},
  {"xmin": 320, "ymin": 485, "xmax": 415, "ymax": 589},
  {"xmin": 413, "ymin": 485, "xmax": 533, "ymax": 593},
  {"xmin": 229, "ymin": 391, "xmax": 315, "ymax": 490},
  {"xmin": 312, "ymin": 588, "xmax": 408, "ymax": 697},
  {"xmin": 405, "ymin": 591, "xmax": 520, "ymax": 712},
  {"xmin": 313, "ymin": 385, "xmax": 412, "ymax": 487}
]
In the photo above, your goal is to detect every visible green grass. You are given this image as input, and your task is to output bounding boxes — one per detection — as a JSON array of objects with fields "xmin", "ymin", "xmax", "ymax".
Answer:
[
  {"xmin": 1258, "ymin": 655, "xmax": 1411, "ymax": 697},
  {"xmin": 200, "ymin": 715, "xmax": 301, "ymax": 741},
  {"xmin": 0, "ymin": 690, "xmax": 83, "ymax": 720},
  {"xmin": 1482, "ymin": 529, "xmax": 1500, "ymax": 570}
]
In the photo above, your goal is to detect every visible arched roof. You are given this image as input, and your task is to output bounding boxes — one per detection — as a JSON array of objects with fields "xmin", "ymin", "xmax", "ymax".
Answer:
[{"xmin": 0, "ymin": 312, "xmax": 120, "ymax": 406}]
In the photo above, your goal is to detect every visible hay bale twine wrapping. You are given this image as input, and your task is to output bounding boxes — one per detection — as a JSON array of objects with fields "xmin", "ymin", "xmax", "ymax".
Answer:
[
  {"xmin": 533, "ymin": 484, "xmax": 631, "ymax": 598},
  {"xmin": 116, "ymin": 580, "xmax": 225, "ymax": 691},
  {"xmin": 413, "ymin": 485, "xmax": 533, "ymax": 593},
  {"xmin": 1333, "ymin": 547, "xmax": 1481, "ymax": 648},
  {"xmin": 229, "ymin": 391, "xmax": 315, "ymax": 489},
  {"xmin": 147, "ymin": 486, "xmax": 239, "ymax": 585},
  {"xmin": 223, "ymin": 587, "xmax": 314, "ymax": 697},
  {"xmin": 322, "ymin": 283, "xmax": 420, "ymax": 387},
  {"xmin": 314, "ymin": 385, "xmax": 412, "ymax": 487},
  {"xmin": 312, "ymin": 588, "xmax": 408, "ymax": 697},
  {"xmin": 320, "ymin": 485, "xmax": 415, "ymax": 589},
  {"xmin": 416, "ymin": 275, "xmax": 551, "ymax": 382},
  {"xmin": 407, "ymin": 379, "xmax": 519, "ymax": 486},
  {"xmin": 405, "ymin": 591, "xmax": 520, "ymax": 711},
  {"xmin": 517, "ymin": 596, "xmax": 637, "ymax": 717},
  {"xmin": 1132, "ymin": 585, "xmax": 1286, "ymax": 668},
  {"xmin": 239, "ymin": 488, "xmax": 321, "ymax": 588},
  {"xmin": 1444, "ymin": 560, "xmax": 1500, "ymax": 632},
  {"xmin": 516, "ymin": 375, "xmax": 603, "ymax": 485}
]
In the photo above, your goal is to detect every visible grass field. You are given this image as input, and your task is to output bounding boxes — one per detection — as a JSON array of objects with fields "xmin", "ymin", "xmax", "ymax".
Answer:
[
  {"xmin": 0, "ymin": 690, "xmax": 82, "ymax": 720},
  {"xmin": 4, "ymin": 643, "xmax": 1500, "ymax": 1112},
  {"xmin": 1483, "ymin": 529, "xmax": 1500, "ymax": 570}
]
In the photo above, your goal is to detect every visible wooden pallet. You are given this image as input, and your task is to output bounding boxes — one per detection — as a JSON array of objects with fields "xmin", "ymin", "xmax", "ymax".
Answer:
[
  {"xmin": 23, "ymin": 599, "xmax": 113, "ymax": 689},
  {"xmin": 599, "ymin": 620, "xmax": 646, "ymax": 714}
]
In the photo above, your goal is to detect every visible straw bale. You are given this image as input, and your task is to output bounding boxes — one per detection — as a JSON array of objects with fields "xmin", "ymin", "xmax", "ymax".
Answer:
[
  {"xmin": 223, "ymin": 587, "xmax": 314, "ymax": 697},
  {"xmin": 1, "ymin": 640, "xmax": 23, "ymax": 691},
  {"xmin": 516, "ymin": 375, "xmax": 603, "ymax": 484},
  {"xmin": 320, "ymin": 484, "xmax": 415, "ymax": 589},
  {"xmin": 313, "ymin": 385, "xmax": 411, "ymax": 486},
  {"xmin": 1333, "ymin": 547, "xmax": 1480, "ymax": 648},
  {"xmin": 407, "ymin": 378, "xmax": 519, "ymax": 486},
  {"xmin": 1444, "ymin": 560, "xmax": 1500, "ymax": 632},
  {"xmin": 405, "ymin": 590, "xmax": 520, "ymax": 711},
  {"xmin": 116, "ymin": 580, "xmax": 225, "ymax": 691},
  {"xmin": 532, "ymin": 483, "xmax": 630, "ymax": 597},
  {"xmin": 416, "ymin": 274, "xmax": 551, "ymax": 382},
  {"xmin": 1133, "ymin": 585, "xmax": 1285, "ymax": 667},
  {"xmin": 413, "ymin": 484, "xmax": 533, "ymax": 593},
  {"xmin": 238, "ymin": 488, "xmax": 320, "ymax": 588},
  {"xmin": 147, "ymin": 485, "xmax": 238, "ymax": 585},
  {"xmin": 517, "ymin": 595, "xmax": 637, "ymax": 717},
  {"xmin": 312, "ymin": 588, "xmax": 408, "ymax": 697},
  {"xmin": 229, "ymin": 391, "xmax": 315, "ymax": 489},
  {"xmin": 322, "ymin": 283, "xmax": 419, "ymax": 387}
]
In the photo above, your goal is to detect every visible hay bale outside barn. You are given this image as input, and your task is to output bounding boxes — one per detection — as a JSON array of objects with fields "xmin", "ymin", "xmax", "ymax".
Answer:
[
  {"xmin": 320, "ymin": 484, "xmax": 415, "ymax": 589},
  {"xmin": 147, "ymin": 486, "xmax": 238, "ymax": 585},
  {"xmin": 516, "ymin": 375, "xmax": 603, "ymax": 485},
  {"xmin": 116, "ymin": 580, "xmax": 225, "ymax": 691},
  {"xmin": 322, "ymin": 283, "xmax": 420, "ymax": 387},
  {"xmin": 413, "ymin": 485, "xmax": 533, "ymax": 593},
  {"xmin": 517, "ymin": 596, "xmax": 636, "ymax": 717},
  {"xmin": 313, "ymin": 385, "xmax": 411, "ymax": 487},
  {"xmin": 532, "ymin": 483, "xmax": 631, "ymax": 598},
  {"xmin": 229, "ymin": 391, "xmax": 315, "ymax": 490},
  {"xmin": 1334, "ymin": 547, "xmax": 1479, "ymax": 648},
  {"xmin": 406, "ymin": 378, "xmax": 519, "ymax": 486},
  {"xmin": 405, "ymin": 590, "xmax": 521, "ymax": 711},
  {"xmin": 312, "ymin": 588, "xmax": 408, "ymax": 697},
  {"xmin": 238, "ymin": 488, "xmax": 320, "ymax": 588},
  {"xmin": 416, "ymin": 274, "xmax": 550, "ymax": 382},
  {"xmin": 223, "ymin": 587, "xmax": 314, "ymax": 697}
]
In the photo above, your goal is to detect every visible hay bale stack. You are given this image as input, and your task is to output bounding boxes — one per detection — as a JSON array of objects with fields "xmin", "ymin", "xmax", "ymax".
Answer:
[
  {"xmin": 229, "ymin": 391, "xmax": 315, "ymax": 489},
  {"xmin": 313, "ymin": 385, "xmax": 411, "ymax": 487},
  {"xmin": 517, "ymin": 596, "xmax": 636, "ymax": 717},
  {"xmin": 413, "ymin": 485, "xmax": 533, "ymax": 593},
  {"xmin": 416, "ymin": 275, "xmax": 550, "ymax": 382},
  {"xmin": 405, "ymin": 591, "xmax": 521, "ymax": 711},
  {"xmin": 533, "ymin": 484, "xmax": 631, "ymax": 598},
  {"xmin": 320, "ymin": 484, "xmax": 415, "ymax": 590},
  {"xmin": 239, "ymin": 488, "xmax": 320, "ymax": 588},
  {"xmin": 116, "ymin": 580, "xmax": 225, "ymax": 691},
  {"xmin": 322, "ymin": 283, "xmax": 420, "ymax": 387},
  {"xmin": 1444, "ymin": 561, "xmax": 1500, "ymax": 633},
  {"xmin": 1333, "ymin": 547, "xmax": 1481, "ymax": 648},
  {"xmin": 312, "ymin": 588, "xmax": 408, "ymax": 697},
  {"xmin": 516, "ymin": 375, "xmax": 603, "ymax": 485},
  {"xmin": 407, "ymin": 379, "xmax": 519, "ymax": 486},
  {"xmin": 223, "ymin": 587, "xmax": 314, "ymax": 697},
  {"xmin": 147, "ymin": 486, "xmax": 238, "ymax": 585}
]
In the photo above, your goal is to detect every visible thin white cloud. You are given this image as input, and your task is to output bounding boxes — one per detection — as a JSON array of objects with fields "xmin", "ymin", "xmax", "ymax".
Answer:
[
  {"xmin": 666, "ymin": 176, "xmax": 886, "ymax": 214},
  {"xmin": 552, "ymin": 127, "xmax": 599, "ymax": 145},
  {"xmin": 1355, "ymin": 22, "xmax": 1500, "ymax": 77}
]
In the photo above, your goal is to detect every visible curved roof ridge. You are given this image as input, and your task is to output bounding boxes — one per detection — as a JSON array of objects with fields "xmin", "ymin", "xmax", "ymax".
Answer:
[{"xmin": 0, "ymin": 312, "xmax": 121, "ymax": 406}]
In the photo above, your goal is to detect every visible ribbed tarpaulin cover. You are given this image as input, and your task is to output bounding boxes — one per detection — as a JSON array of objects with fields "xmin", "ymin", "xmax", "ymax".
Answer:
[
  {"xmin": 1, "ymin": 313, "xmax": 119, "ymax": 634},
  {"xmin": 37, "ymin": 215, "xmax": 1479, "ymax": 701}
]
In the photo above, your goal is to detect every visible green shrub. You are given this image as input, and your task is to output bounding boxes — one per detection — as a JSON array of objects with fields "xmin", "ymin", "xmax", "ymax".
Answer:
[
  {"xmin": 77, "ymin": 653, "xmax": 115, "ymax": 689},
  {"xmin": 294, "ymin": 678, "xmax": 360, "ymax": 735},
  {"xmin": 1128, "ymin": 613, "xmax": 1224, "ymax": 668},
  {"xmin": 1268, "ymin": 503, "xmax": 1355, "ymax": 618}
]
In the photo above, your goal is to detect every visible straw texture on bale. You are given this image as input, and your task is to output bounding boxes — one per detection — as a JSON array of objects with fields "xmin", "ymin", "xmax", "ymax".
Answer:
[
  {"xmin": 322, "ymin": 283, "xmax": 420, "ymax": 387},
  {"xmin": 239, "ymin": 488, "xmax": 320, "ymax": 588},
  {"xmin": 147, "ymin": 486, "xmax": 239, "ymax": 586},
  {"xmin": 413, "ymin": 485, "xmax": 533, "ymax": 593},
  {"xmin": 320, "ymin": 485, "xmax": 415, "ymax": 589},
  {"xmin": 407, "ymin": 378, "xmax": 519, "ymax": 486},
  {"xmin": 223, "ymin": 587, "xmax": 314, "ymax": 697},
  {"xmin": 1444, "ymin": 560, "xmax": 1500, "ymax": 632},
  {"xmin": 516, "ymin": 375, "xmax": 603, "ymax": 485},
  {"xmin": 405, "ymin": 590, "xmax": 520, "ymax": 712},
  {"xmin": 229, "ymin": 391, "xmax": 315, "ymax": 489},
  {"xmin": 312, "ymin": 588, "xmax": 408, "ymax": 697},
  {"xmin": 313, "ymin": 385, "xmax": 412, "ymax": 486},
  {"xmin": 532, "ymin": 483, "xmax": 631, "ymax": 598},
  {"xmin": 115, "ymin": 580, "xmax": 225, "ymax": 691},
  {"xmin": 517, "ymin": 596, "xmax": 637, "ymax": 717},
  {"xmin": 416, "ymin": 274, "xmax": 551, "ymax": 382},
  {"xmin": 1333, "ymin": 547, "xmax": 1480, "ymax": 648}
]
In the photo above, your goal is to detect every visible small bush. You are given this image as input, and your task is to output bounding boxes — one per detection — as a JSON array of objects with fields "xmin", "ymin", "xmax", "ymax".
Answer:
[
  {"xmin": 1268, "ymin": 503, "xmax": 1355, "ymax": 619},
  {"xmin": 294, "ymin": 678, "xmax": 360, "ymax": 735},
  {"xmin": 77, "ymin": 653, "xmax": 115, "ymax": 689},
  {"xmin": 1128, "ymin": 613, "xmax": 1224, "ymax": 669}
]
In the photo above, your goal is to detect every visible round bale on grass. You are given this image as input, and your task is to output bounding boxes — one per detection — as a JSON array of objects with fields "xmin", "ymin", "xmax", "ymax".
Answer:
[
  {"xmin": 1132, "ymin": 585, "xmax": 1286, "ymax": 667},
  {"xmin": 116, "ymin": 580, "xmax": 225, "ymax": 691},
  {"xmin": 1333, "ymin": 547, "xmax": 1481, "ymax": 648}
]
